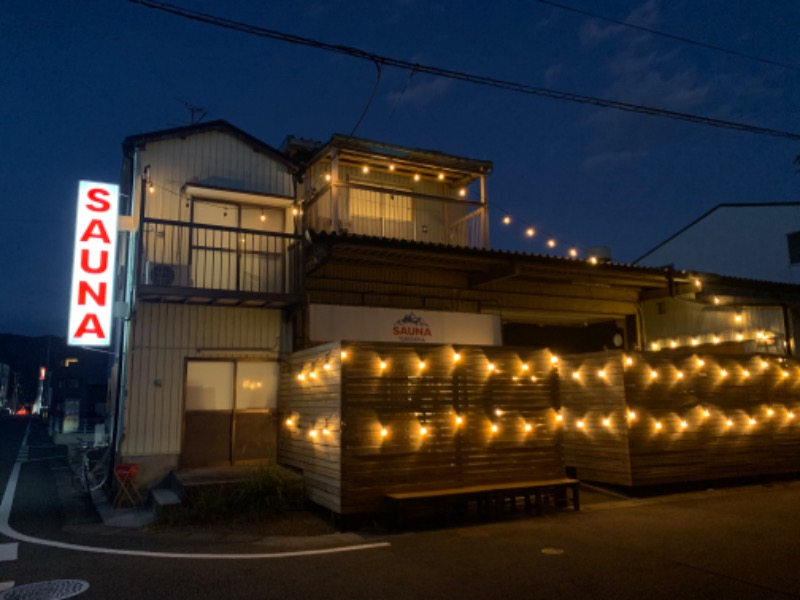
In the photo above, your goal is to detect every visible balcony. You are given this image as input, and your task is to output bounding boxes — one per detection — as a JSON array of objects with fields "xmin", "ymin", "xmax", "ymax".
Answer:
[
  {"xmin": 137, "ymin": 218, "xmax": 303, "ymax": 307},
  {"xmin": 303, "ymin": 182, "xmax": 488, "ymax": 249}
]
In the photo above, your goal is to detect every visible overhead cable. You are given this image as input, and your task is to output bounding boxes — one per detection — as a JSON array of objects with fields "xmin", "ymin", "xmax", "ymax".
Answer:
[
  {"xmin": 535, "ymin": 0, "xmax": 800, "ymax": 74},
  {"xmin": 130, "ymin": 0, "xmax": 800, "ymax": 142}
]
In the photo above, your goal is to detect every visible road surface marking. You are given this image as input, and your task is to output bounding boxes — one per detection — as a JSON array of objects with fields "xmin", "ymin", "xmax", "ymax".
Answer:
[{"xmin": 0, "ymin": 423, "xmax": 390, "ymax": 560}]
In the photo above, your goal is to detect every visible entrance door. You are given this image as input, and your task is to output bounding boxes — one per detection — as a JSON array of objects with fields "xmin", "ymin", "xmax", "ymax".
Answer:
[{"xmin": 182, "ymin": 359, "xmax": 279, "ymax": 468}]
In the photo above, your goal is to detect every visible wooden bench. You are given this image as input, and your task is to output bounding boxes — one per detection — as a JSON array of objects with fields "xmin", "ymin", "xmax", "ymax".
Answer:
[{"xmin": 386, "ymin": 478, "xmax": 580, "ymax": 529}]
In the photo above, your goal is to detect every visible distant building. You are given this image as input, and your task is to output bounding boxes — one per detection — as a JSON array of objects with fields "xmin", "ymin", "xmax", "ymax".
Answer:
[{"xmin": 634, "ymin": 203, "xmax": 800, "ymax": 284}]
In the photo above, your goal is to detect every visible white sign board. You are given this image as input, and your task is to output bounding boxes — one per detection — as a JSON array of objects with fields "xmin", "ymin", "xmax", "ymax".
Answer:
[
  {"xmin": 67, "ymin": 181, "xmax": 119, "ymax": 346},
  {"xmin": 309, "ymin": 304, "xmax": 502, "ymax": 346}
]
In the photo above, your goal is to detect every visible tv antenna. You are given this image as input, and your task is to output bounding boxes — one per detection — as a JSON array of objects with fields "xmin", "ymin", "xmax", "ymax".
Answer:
[{"xmin": 177, "ymin": 99, "xmax": 207, "ymax": 124}]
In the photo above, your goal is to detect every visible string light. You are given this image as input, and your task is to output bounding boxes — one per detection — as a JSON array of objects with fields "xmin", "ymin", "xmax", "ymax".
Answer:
[
  {"xmin": 602, "ymin": 418, "xmax": 611, "ymax": 427},
  {"xmin": 627, "ymin": 410, "xmax": 637, "ymax": 421},
  {"xmin": 413, "ymin": 174, "xmax": 420, "ymax": 182},
  {"xmin": 418, "ymin": 360, "xmax": 426, "ymax": 370},
  {"xmin": 285, "ymin": 418, "xmax": 294, "ymax": 426},
  {"xmin": 654, "ymin": 420, "xmax": 663, "ymax": 431},
  {"xmin": 453, "ymin": 352, "xmax": 461, "ymax": 363},
  {"xmin": 569, "ymin": 248, "xmax": 578, "ymax": 258},
  {"xmin": 676, "ymin": 370, "xmax": 684, "ymax": 380},
  {"xmin": 379, "ymin": 360, "xmax": 387, "ymax": 370},
  {"xmin": 455, "ymin": 414, "xmax": 464, "ymax": 426},
  {"xmin": 309, "ymin": 429, "xmax": 318, "ymax": 439},
  {"xmin": 524, "ymin": 422, "xmax": 533, "ymax": 432},
  {"xmin": 572, "ymin": 371, "xmax": 580, "ymax": 380},
  {"xmin": 438, "ymin": 173, "xmax": 445, "ymax": 181},
  {"xmin": 680, "ymin": 420, "xmax": 688, "ymax": 429},
  {"xmin": 381, "ymin": 427, "xmax": 389, "ymax": 438},
  {"xmin": 297, "ymin": 373, "xmax": 306, "ymax": 381},
  {"xmin": 521, "ymin": 363, "xmax": 530, "ymax": 372},
  {"xmin": 503, "ymin": 215, "xmax": 512, "ymax": 225},
  {"xmin": 597, "ymin": 370, "xmax": 606, "ymax": 378},
  {"xmin": 362, "ymin": 165, "xmax": 370, "ymax": 174},
  {"xmin": 388, "ymin": 164, "xmax": 395, "ymax": 172},
  {"xmin": 488, "ymin": 362, "xmax": 496, "ymax": 372},
  {"xmin": 767, "ymin": 407, "xmax": 775, "ymax": 417},
  {"xmin": 419, "ymin": 425, "xmax": 429, "ymax": 436},
  {"xmin": 459, "ymin": 188, "xmax": 466, "ymax": 197},
  {"xmin": 491, "ymin": 423, "xmax": 499, "ymax": 433},
  {"xmin": 547, "ymin": 239, "xmax": 556, "ymax": 248},
  {"xmin": 325, "ymin": 173, "xmax": 332, "ymax": 182},
  {"xmin": 576, "ymin": 420, "xmax": 585, "ymax": 429},
  {"xmin": 625, "ymin": 356, "xmax": 634, "ymax": 366},
  {"xmin": 525, "ymin": 227, "xmax": 535, "ymax": 237},
  {"xmin": 341, "ymin": 350, "xmax": 348, "ymax": 360}
]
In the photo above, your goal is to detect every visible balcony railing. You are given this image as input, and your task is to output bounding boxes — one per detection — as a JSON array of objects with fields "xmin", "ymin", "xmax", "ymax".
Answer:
[
  {"xmin": 304, "ymin": 182, "xmax": 487, "ymax": 249},
  {"xmin": 137, "ymin": 218, "xmax": 303, "ymax": 305}
]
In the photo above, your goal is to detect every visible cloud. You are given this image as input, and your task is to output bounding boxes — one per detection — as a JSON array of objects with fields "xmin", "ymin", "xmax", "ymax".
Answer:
[
  {"xmin": 581, "ymin": 150, "xmax": 649, "ymax": 172},
  {"xmin": 580, "ymin": 0, "xmax": 660, "ymax": 46},
  {"xmin": 386, "ymin": 76, "xmax": 452, "ymax": 108}
]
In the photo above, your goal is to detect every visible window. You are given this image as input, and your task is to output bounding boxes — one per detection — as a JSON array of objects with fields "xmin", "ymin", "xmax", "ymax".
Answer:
[{"xmin": 787, "ymin": 231, "xmax": 800, "ymax": 264}]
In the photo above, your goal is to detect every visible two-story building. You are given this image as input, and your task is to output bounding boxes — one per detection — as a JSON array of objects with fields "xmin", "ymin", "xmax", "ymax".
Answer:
[{"xmin": 110, "ymin": 121, "xmax": 800, "ymax": 512}]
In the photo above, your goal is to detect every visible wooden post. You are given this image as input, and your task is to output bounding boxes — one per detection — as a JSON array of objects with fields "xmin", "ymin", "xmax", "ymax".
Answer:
[{"xmin": 479, "ymin": 174, "xmax": 489, "ymax": 249}]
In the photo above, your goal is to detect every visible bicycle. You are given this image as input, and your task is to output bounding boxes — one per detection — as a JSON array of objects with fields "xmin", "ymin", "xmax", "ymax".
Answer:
[{"xmin": 71, "ymin": 440, "xmax": 112, "ymax": 494}]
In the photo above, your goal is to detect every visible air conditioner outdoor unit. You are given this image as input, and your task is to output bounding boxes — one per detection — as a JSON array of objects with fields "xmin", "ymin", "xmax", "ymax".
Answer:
[{"xmin": 145, "ymin": 262, "xmax": 191, "ymax": 287}]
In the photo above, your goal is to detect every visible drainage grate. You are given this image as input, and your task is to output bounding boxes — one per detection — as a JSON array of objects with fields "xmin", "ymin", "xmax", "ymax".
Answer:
[{"xmin": 0, "ymin": 580, "xmax": 89, "ymax": 600}]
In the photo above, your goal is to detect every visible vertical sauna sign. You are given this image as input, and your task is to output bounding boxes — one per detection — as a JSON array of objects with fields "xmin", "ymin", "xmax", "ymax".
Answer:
[{"xmin": 67, "ymin": 181, "xmax": 119, "ymax": 347}]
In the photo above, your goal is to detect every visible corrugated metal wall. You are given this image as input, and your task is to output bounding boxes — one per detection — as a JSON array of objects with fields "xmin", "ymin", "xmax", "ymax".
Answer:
[
  {"xmin": 123, "ymin": 303, "xmax": 282, "ymax": 456},
  {"xmin": 137, "ymin": 130, "xmax": 294, "ymax": 223}
]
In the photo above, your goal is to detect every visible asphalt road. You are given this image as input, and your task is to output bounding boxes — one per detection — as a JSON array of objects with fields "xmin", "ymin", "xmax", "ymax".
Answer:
[{"xmin": 1, "ymin": 416, "xmax": 800, "ymax": 599}]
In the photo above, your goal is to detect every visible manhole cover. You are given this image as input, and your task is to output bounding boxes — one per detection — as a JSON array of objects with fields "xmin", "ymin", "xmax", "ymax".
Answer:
[
  {"xmin": 541, "ymin": 547, "xmax": 565, "ymax": 555},
  {"xmin": 0, "ymin": 580, "xmax": 89, "ymax": 600}
]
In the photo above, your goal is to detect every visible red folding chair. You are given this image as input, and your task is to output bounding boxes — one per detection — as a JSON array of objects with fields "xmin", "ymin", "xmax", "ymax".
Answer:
[{"xmin": 113, "ymin": 463, "xmax": 143, "ymax": 508}]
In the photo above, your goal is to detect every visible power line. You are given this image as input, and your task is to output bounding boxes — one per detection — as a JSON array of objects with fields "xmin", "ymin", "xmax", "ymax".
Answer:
[
  {"xmin": 535, "ymin": 0, "xmax": 800, "ymax": 74},
  {"xmin": 130, "ymin": 0, "xmax": 800, "ymax": 142}
]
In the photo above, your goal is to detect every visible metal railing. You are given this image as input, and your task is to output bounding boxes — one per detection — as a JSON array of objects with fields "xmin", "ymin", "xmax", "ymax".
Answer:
[
  {"xmin": 138, "ymin": 218, "xmax": 303, "ymax": 297},
  {"xmin": 304, "ymin": 182, "xmax": 487, "ymax": 248}
]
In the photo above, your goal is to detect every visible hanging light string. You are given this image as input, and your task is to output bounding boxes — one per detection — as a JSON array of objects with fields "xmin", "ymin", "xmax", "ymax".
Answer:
[{"xmin": 486, "ymin": 200, "xmax": 589, "ymax": 260}]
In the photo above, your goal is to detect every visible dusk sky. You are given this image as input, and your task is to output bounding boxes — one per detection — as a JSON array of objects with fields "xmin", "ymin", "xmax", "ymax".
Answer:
[{"xmin": 2, "ymin": 1, "xmax": 799, "ymax": 336}]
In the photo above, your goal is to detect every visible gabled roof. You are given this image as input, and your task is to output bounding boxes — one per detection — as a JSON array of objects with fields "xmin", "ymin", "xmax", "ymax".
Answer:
[
  {"xmin": 634, "ymin": 202, "xmax": 800, "ymax": 264},
  {"xmin": 308, "ymin": 134, "xmax": 493, "ymax": 175},
  {"xmin": 122, "ymin": 120, "xmax": 299, "ymax": 172}
]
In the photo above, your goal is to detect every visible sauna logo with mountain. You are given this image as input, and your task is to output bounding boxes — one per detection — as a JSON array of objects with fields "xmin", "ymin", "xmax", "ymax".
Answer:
[{"xmin": 393, "ymin": 313, "xmax": 432, "ymax": 342}]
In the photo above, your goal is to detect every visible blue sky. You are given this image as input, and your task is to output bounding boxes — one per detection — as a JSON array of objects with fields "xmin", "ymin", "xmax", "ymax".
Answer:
[{"xmin": 2, "ymin": 0, "xmax": 799, "ymax": 335}]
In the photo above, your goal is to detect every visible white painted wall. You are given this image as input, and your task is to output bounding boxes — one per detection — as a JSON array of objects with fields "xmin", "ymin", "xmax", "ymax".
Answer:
[{"xmin": 637, "ymin": 205, "xmax": 800, "ymax": 284}]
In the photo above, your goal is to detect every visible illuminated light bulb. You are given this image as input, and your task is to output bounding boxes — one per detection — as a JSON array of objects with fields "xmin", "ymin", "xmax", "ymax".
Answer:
[
  {"xmin": 413, "ymin": 174, "xmax": 420, "ymax": 182},
  {"xmin": 419, "ymin": 425, "xmax": 428, "ymax": 436},
  {"xmin": 388, "ymin": 163, "xmax": 395, "ymax": 172},
  {"xmin": 418, "ymin": 360, "xmax": 426, "ymax": 370},
  {"xmin": 670, "ymin": 340, "xmax": 678, "ymax": 349},
  {"xmin": 720, "ymin": 369, "xmax": 728, "ymax": 378},
  {"xmin": 502, "ymin": 215, "xmax": 512, "ymax": 225},
  {"xmin": 625, "ymin": 356, "xmax": 634, "ymax": 366},
  {"xmin": 309, "ymin": 371, "xmax": 317, "ymax": 379},
  {"xmin": 650, "ymin": 342, "xmax": 660, "ymax": 351},
  {"xmin": 602, "ymin": 418, "xmax": 611, "ymax": 427},
  {"xmin": 654, "ymin": 421, "xmax": 663, "ymax": 431},
  {"xmin": 285, "ymin": 418, "xmax": 294, "ymax": 426},
  {"xmin": 572, "ymin": 371, "xmax": 580, "ymax": 380},
  {"xmin": 525, "ymin": 227, "xmax": 535, "ymax": 237},
  {"xmin": 749, "ymin": 418, "xmax": 757, "ymax": 426},
  {"xmin": 297, "ymin": 373, "xmax": 306, "ymax": 381},
  {"xmin": 756, "ymin": 331, "xmax": 766, "ymax": 340},
  {"xmin": 487, "ymin": 362, "xmax": 496, "ymax": 372},
  {"xmin": 512, "ymin": 376, "xmax": 519, "ymax": 381},
  {"xmin": 309, "ymin": 430, "xmax": 318, "ymax": 439},
  {"xmin": 459, "ymin": 188, "xmax": 466, "ymax": 197},
  {"xmin": 650, "ymin": 370, "xmax": 658, "ymax": 380},
  {"xmin": 455, "ymin": 415, "xmax": 463, "ymax": 426},
  {"xmin": 381, "ymin": 427, "xmax": 389, "ymax": 438},
  {"xmin": 627, "ymin": 410, "xmax": 637, "ymax": 421},
  {"xmin": 379, "ymin": 360, "xmax": 387, "ymax": 370},
  {"xmin": 547, "ymin": 239, "xmax": 556, "ymax": 248},
  {"xmin": 555, "ymin": 413, "xmax": 564, "ymax": 423},
  {"xmin": 713, "ymin": 296, "xmax": 720, "ymax": 305},
  {"xmin": 782, "ymin": 370, "xmax": 790, "ymax": 379},
  {"xmin": 598, "ymin": 370, "xmax": 606, "ymax": 379},
  {"xmin": 322, "ymin": 426, "xmax": 330, "ymax": 435},
  {"xmin": 340, "ymin": 350, "xmax": 348, "ymax": 360},
  {"xmin": 323, "ymin": 362, "xmax": 332, "ymax": 371},
  {"xmin": 676, "ymin": 370, "xmax": 684, "ymax": 380},
  {"xmin": 712, "ymin": 336, "xmax": 721, "ymax": 345},
  {"xmin": 531, "ymin": 375, "xmax": 537, "ymax": 382},
  {"xmin": 576, "ymin": 420, "xmax": 585, "ymax": 429},
  {"xmin": 681, "ymin": 420, "xmax": 688, "ymax": 429},
  {"xmin": 260, "ymin": 211, "xmax": 266, "ymax": 222},
  {"xmin": 521, "ymin": 363, "xmax": 530, "ymax": 372},
  {"xmin": 362, "ymin": 165, "xmax": 370, "ymax": 174},
  {"xmin": 569, "ymin": 248, "xmax": 578, "ymax": 258},
  {"xmin": 726, "ymin": 418, "xmax": 734, "ymax": 427},
  {"xmin": 735, "ymin": 333, "xmax": 744, "ymax": 342},
  {"xmin": 524, "ymin": 422, "xmax": 533, "ymax": 432},
  {"xmin": 588, "ymin": 256, "xmax": 598, "ymax": 265},
  {"xmin": 691, "ymin": 338, "xmax": 699, "ymax": 346},
  {"xmin": 453, "ymin": 352, "xmax": 461, "ymax": 362},
  {"xmin": 495, "ymin": 408, "xmax": 504, "ymax": 417},
  {"xmin": 491, "ymin": 423, "xmax": 499, "ymax": 433},
  {"xmin": 734, "ymin": 313, "xmax": 743, "ymax": 323},
  {"xmin": 697, "ymin": 358, "xmax": 705, "ymax": 367},
  {"xmin": 324, "ymin": 173, "xmax": 332, "ymax": 182},
  {"xmin": 550, "ymin": 355, "xmax": 559, "ymax": 365},
  {"xmin": 742, "ymin": 369, "xmax": 750, "ymax": 378},
  {"xmin": 702, "ymin": 408, "xmax": 711, "ymax": 418},
  {"xmin": 760, "ymin": 360, "xmax": 768, "ymax": 369},
  {"xmin": 694, "ymin": 278, "xmax": 702, "ymax": 288},
  {"xmin": 438, "ymin": 173, "xmax": 445, "ymax": 181},
  {"xmin": 767, "ymin": 407, "xmax": 775, "ymax": 417},
  {"xmin": 292, "ymin": 207, "xmax": 299, "ymax": 216},
  {"xmin": 789, "ymin": 412, "xmax": 796, "ymax": 420}
]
